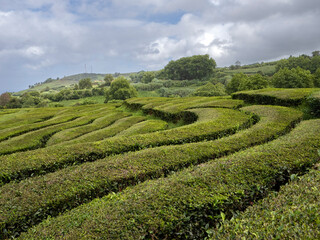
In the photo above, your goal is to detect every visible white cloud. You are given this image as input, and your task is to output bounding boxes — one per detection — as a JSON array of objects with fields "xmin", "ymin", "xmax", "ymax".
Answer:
[
  {"xmin": 1, "ymin": 0, "xmax": 320, "ymax": 92},
  {"xmin": 24, "ymin": 46, "xmax": 45, "ymax": 58}
]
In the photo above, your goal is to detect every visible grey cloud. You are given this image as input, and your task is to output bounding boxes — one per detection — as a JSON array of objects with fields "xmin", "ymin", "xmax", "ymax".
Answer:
[{"xmin": 1, "ymin": 0, "xmax": 320, "ymax": 92}]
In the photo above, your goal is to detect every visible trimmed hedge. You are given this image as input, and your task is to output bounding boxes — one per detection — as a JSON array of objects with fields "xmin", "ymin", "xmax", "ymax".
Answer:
[
  {"xmin": 0, "ymin": 105, "xmax": 114, "ymax": 143},
  {"xmin": 116, "ymin": 119, "xmax": 168, "ymax": 137},
  {"xmin": 0, "ymin": 106, "xmax": 302, "ymax": 238},
  {"xmin": 232, "ymin": 88, "xmax": 320, "ymax": 106},
  {"xmin": 306, "ymin": 91, "xmax": 320, "ymax": 117},
  {"xmin": 0, "ymin": 113, "xmax": 82, "ymax": 142},
  {"xmin": 0, "ymin": 108, "xmax": 251, "ymax": 186},
  {"xmin": 125, "ymin": 97, "xmax": 244, "ymax": 123},
  {"xmin": 0, "ymin": 108, "xmax": 60, "ymax": 131},
  {"xmin": 62, "ymin": 116, "xmax": 147, "ymax": 145},
  {"xmin": 18, "ymin": 119, "xmax": 320, "ymax": 239},
  {"xmin": 210, "ymin": 165, "xmax": 320, "ymax": 239},
  {"xmin": 0, "ymin": 116, "xmax": 98, "ymax": 155},
  {"xmin": 46, "ymin": 111, "xmax": 130, "ymax": 146}
]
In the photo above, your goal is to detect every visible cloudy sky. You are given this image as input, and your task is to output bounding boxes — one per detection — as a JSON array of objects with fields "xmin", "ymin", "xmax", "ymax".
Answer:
[{"xmin": 1, "ymin": 0, "xmax": 320, "ymax": 92}]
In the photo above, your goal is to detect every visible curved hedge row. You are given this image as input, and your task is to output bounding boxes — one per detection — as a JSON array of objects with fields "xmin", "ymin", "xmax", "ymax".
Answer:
[
  {"xmin": 306, "ymin": 91, "xmax": 320, "ymax": 117},
  {"xmin": 210, "ymin": 165, "xmax": 320, "ymax": 239},
  {"xmin": 0, "ymin": 114, "xmax": 111, "ymax": 155},
  {"xmin": 46, "ymin": 111, "xmax": 130, "ymax": 146},
  {"xmin": 0, "ymin": 106, "xmax": 302, "ymax": 238},
  {"xmin": 116, "ymin": 119, "xmax": 168, "ymax": 137},
  {"xmin": 0, "ymin": 108, "xmax": 60, "ymax": 131},
  {"xmin": 0, "ymin": 105, "xmax": 115, "ymax": 142},
  {"xmin": 232, "ymin": 88, "xmax": 320, "ymax": 106},
  {"xmin": 60, "ymin": 116, "xmax": 147, "ymax": 145},
  {"xmin": 125, "ymin": 97, "xmax": 244, "ymax": 123},
  {"xmin": 18, "ymin": 119, "xmax": 320, "ymax": 239},
  {"xmin": 0, "ymin": 108, "xmax": 251, "ymax": 186}
]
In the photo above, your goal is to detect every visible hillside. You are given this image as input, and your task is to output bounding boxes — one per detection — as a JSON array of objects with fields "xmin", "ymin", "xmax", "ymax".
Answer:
[
  {"xmin": 14, "ymin": 73, "xmax": 107, "ymax": 96},
  {"xmin": 0, "ymin": 89, "xmax": 319, "ymax": 239}
]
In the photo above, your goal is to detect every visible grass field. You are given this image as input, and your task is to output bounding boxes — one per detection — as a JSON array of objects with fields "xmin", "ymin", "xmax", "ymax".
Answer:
[{"xmin": 0, "ymin": 91, "xmax": 319, "ymax": 239}]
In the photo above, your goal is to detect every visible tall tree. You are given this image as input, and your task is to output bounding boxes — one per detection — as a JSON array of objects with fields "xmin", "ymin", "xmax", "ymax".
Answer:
[
  {"xmin": 0, "ymin": 92, "xmax": 11, "ymax": 107},
  {"xmin": 104, "ymin": 74, "xmax": 114, "ymax": 86},
  {"xmin": 272, "ymin": 67, "xmax": 314, "ymax": 88},
  {"xmin": 164, "ymin": 54, "xmax": 216, "ymax": 80},
  {"xmin": 79, "ymin": 78, "xmax": 92, "ymax": 89},
  {"xmin": 105, "ymin": 77, "xmax": 137, "ymax": 102}
]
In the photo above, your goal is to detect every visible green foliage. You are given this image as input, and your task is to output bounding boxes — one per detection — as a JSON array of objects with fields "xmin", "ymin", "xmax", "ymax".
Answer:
[
  {"xmin": 275, "ymin": 54, "xmax": 320, "ymax": 74},
  {"xmin": 1, "ymin": 92, "xmax": 318, "ymax": 239},
  {"xmin": 103, "ymin": 74, "xmax": 114, "ymax": 86},
  {"xmin": 1, "ymin": 105, "xmax": 296, "ymax": 237},
  {"xmin": 164, "ymin": 54, "xmax": 216, "ymax": 80},
  {"xmin": 245, "ymin": 73, "xmax": 268, "ymax": 90},
  {"xmin": 105, "ymin": 76, "xmax": 137, "ymax": 102},
  {"xmin": 157, "ymin": 87, "xmax": 194, "ymax": 97},
  {"xmin": 227, "ymin": 73, "xmax": 268, "ymax": 94},
  {"xmin": 116, "ymin": 119, "xmax": 168, "ymax": 137},
  {"xmin": 210, "ymin": 166, "xmax": 320, "ymax": 239},
  {"xmin": 0, "ymin": 106, "xmax": 112, "ymax": 155},
  {"xmin": 0, "ymin": 102, "xmax": 251, "ymax": 187},
  {"xmin": 18, "ymin": 118, "xmax": 318, "ymax": 240},
  {"xmin": 194, "ymin": 83, "xmax": 227, "ymax": 96},
  {"xmin": 78, "ymin": 78, "xmax": 92, "ymax": 89},
  {"xmin": 306, "ymin": 91, "xmax": 320, "ymax": 117},
  {"xmin": 314, "ymin": 68, "xmax": 320, "ymax": 87},
  {"xmin": 226, "ymin": 72, "xmax": 247, "ymax": 93},
  {"xmin": 141, "ymin": 71, "xmax": 156, "ymax": 83},
  {"xmin": 272, "ymin": 67, "xmax": 314, "ymax": 88},
  {"xmin": 232, "ymin": 88, "xmax": 320, "ymax": 107}
]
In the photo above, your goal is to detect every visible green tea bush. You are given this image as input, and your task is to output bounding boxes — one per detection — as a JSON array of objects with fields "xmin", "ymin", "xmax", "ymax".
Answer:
[
  {"xmin": 0, "ymin": 105, "xmax": 112, "ymax": 154},
  {"xmin": 18, "ymin": 119, "xmax": 320, "ymax": 239},
  {"xmin": 232, "ymin": 88, "xmax": 320, "ymax": 106},
  {"xmin": 306, "ymin": 91, "xmax": 320, "ymax": 117},
  {"xmin": 61, "ymin": 116, "xmax": 146, "ymax": 145},
  {"xmin": 210, "ymin": 165, "xmax": 320, "ymax": 239},
  {"xmin": 0, "ymin": 108, "xmax": 251, "ymax": 186},
  {"xmin": 116, "ymin": 119, "xmax": 168, "ymax": 137},
  {"xmin": 46, "ymin": 111, "xmax": 129, "ymax": 146},
  {"xmin": 0, "ymin": 105, "xmax": 302, "ymax": 238}
]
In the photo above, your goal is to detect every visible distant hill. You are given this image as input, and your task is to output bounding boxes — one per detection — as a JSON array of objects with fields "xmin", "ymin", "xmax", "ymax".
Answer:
[{"xmin": 14, "ymin": 73, "xmax": 108, "ymax": 96}]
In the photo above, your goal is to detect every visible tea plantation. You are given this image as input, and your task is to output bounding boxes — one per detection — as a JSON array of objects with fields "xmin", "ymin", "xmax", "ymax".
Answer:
[{"xmin": 0, "ymin": 89, "xmax": 319, "ymax": 239}]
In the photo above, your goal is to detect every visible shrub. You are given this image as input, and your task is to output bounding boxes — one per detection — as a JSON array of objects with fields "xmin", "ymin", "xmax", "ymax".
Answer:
[
  {"xmin": 105, "ymin": 77, "xmax": 137, "ymax": 102},
  {"xmin": 193, "ymin": 83, "xmax": 227, "ymax": 96},
  {"xmin": 0, "ymin": 105, "xmax": 302, "ymax": 238},
  {"xmin": 272, "ymin": 67, "xmax": 314, "ymax": 88},
  {"xmin": 210, "ymin": 166, "xmax": 320, "ymax": 239},
  {"xmin": 18, "ymin": 119, "xmax": 319, "ymax": 239}
]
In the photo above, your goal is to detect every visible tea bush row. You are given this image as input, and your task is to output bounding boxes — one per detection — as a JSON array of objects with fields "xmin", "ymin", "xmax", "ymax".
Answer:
[
  {"xmin": 46, "ymin": 112, "xmax": 131, "ymax": 146},
  {"xmin": 0, "ymin": 108, "xmax": 251, "ymax": 186},
  {"xmin": 18, "ymin": 119, "xmax": 320, "ymax": 239},
  {"xmin": 232, "ymin": 88, "xmax": 319, "ymax": 106},
  {"xmin": 210, "ymin": 165, "xmax": 320, "ymax": 239},
  {"xmin": 0, "ymin": 105, "xmax": 302, "ymax": 238}
]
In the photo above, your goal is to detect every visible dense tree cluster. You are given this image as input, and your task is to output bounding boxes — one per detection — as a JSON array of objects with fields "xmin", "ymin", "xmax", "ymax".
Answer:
[
  {"xmin": 163, "ymin": 54, "xmax": 216, "ymax": 80},
  {"xmin": 0, "ymin": 91, "xmax": 49, "ymax": 109},
  {"xmin": 226, "ymin": 73, "xmax": 268, "ymax": 93},
  {"xmin": 193, "ymin": 82, "xmax": 227, "ymax": 97},
  {"xmin": 105, "ymin": 76, "xmax": 137, "ymax": 102},
  {"xmin": 103, "ymin": 74, "xmax": 114, "ymax": 86},
  {"xmin": 272, "ymin": 67, "xmax": 315, "ymax": 88},
  {"xmin": 78, "ymin": 78, "xmax": 93, "ymax": 89},
  {"xmin": 275, "ymin": 54, "xmax": 320, "ymax": 73},
  {"xmin": 129, "ymin": 71, "xmax": 157, "ymax": 83}
]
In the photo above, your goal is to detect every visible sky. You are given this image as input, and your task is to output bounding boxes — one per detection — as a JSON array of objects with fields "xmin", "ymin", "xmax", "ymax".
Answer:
[{"xmin": 1, "ymin": 0, "xmax": 320, "ymax": 92}]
